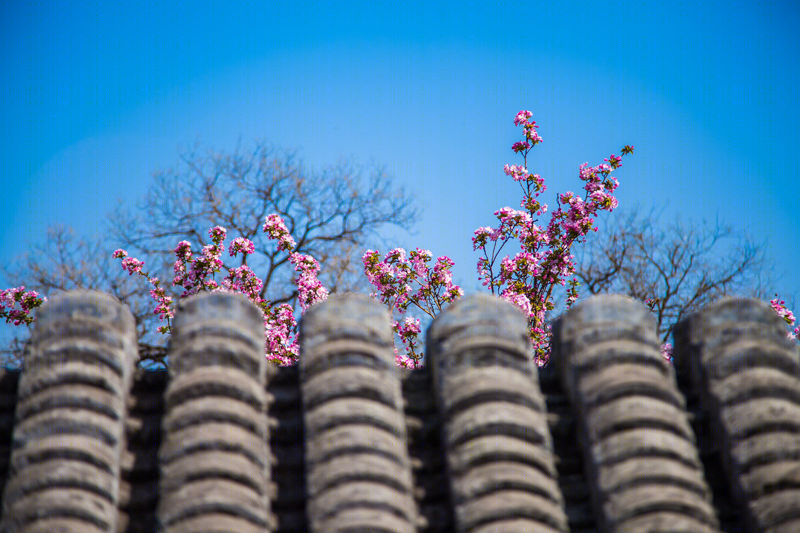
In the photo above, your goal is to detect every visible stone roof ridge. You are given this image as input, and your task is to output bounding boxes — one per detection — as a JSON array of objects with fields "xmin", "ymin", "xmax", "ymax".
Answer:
[{"xmin": 0, "ymin": 291, "xmax": 798, "ymax": 532}]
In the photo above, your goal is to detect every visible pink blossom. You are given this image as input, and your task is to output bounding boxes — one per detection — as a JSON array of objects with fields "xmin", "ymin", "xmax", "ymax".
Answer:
[
  {"xmin": 472, "ymin": 111, "xmax": 629, "ymax": 363},
  {"xmin": 175, "ymin": 241, "xmax": 192, "ymax": 259},
  {"xmin": 263, "ymin": 303, "xmax": 299, "ymax": 365},
  {"xmin": 209, "ymin": 226, "xmax": 227, "ymax": 242},
  {"xmin": 565, "ymin": 281, "xmax": 579, "ymax": 309},
  {"xmin": 771, "ymin": 296, "xmax": 797, "ymax": 325},
  {"xmin": 512, "ymin": 141, "xmax": 531, "ymax": 153},
  {"xmin": 121, "ymin": 257, "xmax": 145, "ymax": 275},
  {"xmin": 229, "ymin": 237, "xmax": 255, "ymax": 257},
  {"xmin": 771, "ymin": 296, "xmax": 800, "ymax": 345},
  {"xmin": 222, "ymin": 265, "xmax": 264, "ymax": 299},
  {"xmin": 504, "ymin": 164, "xmax": 530, "ymax": 181},
  {"xmin": 525, "ymin": 128, "xmax": 543, "ymax": 145},
  {"xmin": 393, "ymin": 346, "xmax": 417, "ymax": 369},
  {"xmin": 263, "ymin": 214, "xmax": 296, "ymax": 251},
  {"xmin": 386, "ymin": 248, "xmax": 406, "ymax": 262},
  {"xmin": 0, "ymin": 286, "xmax": 46, "ymax": 326},
  {"xmin": 148, "ymin": 279, "xmax": 175, "ymax": 321},
  {"xmin": 661, "ymin": 343, "xmax": 673, "ymax": 363},
  {"xmin": 401, "ymin": 316, "xmax": 421, "ymax": 335},
  {"xmin": 409, "ymin": 249, "xmax": 432, "ymax": 278},
  {"xmin": 107, "ymin": 219, "xmax": 330, "ymax": 365},
  {"xmin": 605, "ymin": 154, "xmax": 622, "ymax": 168},
  {"xmin": 364, "ymin": 246, "xmax": 462, "ymax": 365},
  {"xmin": 495, "ymin": 207, "xmax": 532, "ymax": 226},
  {"xmin": 290, "ymin": 252, "xmax": 329, "ymax": 311},
  {"xmin": 392, "ymin": 316, "xmax": 423, "ymax": 369},
  {"xmin": 501, "ymin": 290, "xmax": 532, "ymax": 318},
  {"xmin": 472, "ymin": 226, "xmax": 502, "ymax": 250},
  {"xmin": 514, "ymin": 110, "xmax": 533, "ymax": 126}
]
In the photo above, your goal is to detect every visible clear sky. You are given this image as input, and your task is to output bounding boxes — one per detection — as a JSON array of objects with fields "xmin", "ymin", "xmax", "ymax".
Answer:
[{"xmin": 2, "ymin": 2, "xmax": 798, "ymax": 315}]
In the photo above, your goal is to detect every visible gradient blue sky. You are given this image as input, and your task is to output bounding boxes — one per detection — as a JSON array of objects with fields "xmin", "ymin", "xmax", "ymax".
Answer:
[{"xmin": 2, "ymin": 2, "xmax": 798, "ymax": 316}]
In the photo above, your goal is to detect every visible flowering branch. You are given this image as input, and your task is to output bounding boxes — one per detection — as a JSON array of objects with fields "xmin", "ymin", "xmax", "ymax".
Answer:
[
  {"xmin": 363, "ymin": 248, "xmax": 462, "ymax": 367},
  {"xmin": 472, "ymin": 110, "xmax": 633, "ymax": 365},
  {"xmin": 0, "ymin": 287, "xmax": 45, "ymax": 326},
  {"xmin": 771, "ymin": 295, "xmax": 800, "ymax": 342},
  {"xmin": 113, "ymin": 215, "xmax": 327, "ymax": 365}
]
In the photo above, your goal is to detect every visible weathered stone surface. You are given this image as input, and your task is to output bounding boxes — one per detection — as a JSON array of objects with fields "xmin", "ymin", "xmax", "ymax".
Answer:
[
  {"xmin": 554, "ymin": 294, "xmax": 721, "ymax": 533},
  {"xmin": 1, "ymin": 290, "xmax": 137, "ymax": 533},
  {"xmin": 0, "ymin": 290, "xmax": 799, "ymax": 532},
  {"xmin": 428, "ymin": 294, "xmax": 568, "ymax": 533},
  {"xmin": 675, "ymin": 297, "xmax": 800, "ymax": 533},
  {"xmin": 299, "ymin": 293, "xmax": 418, "ymax": 533},
  {"xmin": 157, "ymin": 291, "xmax": 273, "ymax": 533}
]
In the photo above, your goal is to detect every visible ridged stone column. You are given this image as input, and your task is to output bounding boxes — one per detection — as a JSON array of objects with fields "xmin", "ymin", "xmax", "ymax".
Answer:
[
  {"xmin": 299, "ymin": 294, "xmax": 419, "ymax": 533},
  {"xmin": 157, "ymin": 292, "xmax": 273, "ymax": 533},
  {"xmin": 427, "ymin": 293, "xmax": 568, "ymax": 533},
  {"xmin": 0, "ymin": 290, "xmax": 137, "ymax": 533},
  {"xmin": 553, "ymin": 294, "xmax": 720, "ymax": 533},
  {"xmin": 674, "ymin": 297, "xmax": 800, "ymax": 533}
]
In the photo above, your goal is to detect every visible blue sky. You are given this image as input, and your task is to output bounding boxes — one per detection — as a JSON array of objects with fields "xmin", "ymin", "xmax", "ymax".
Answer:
[{"xmin": 2, "ymin": 1, "xmax": 799, "ymax": 319}]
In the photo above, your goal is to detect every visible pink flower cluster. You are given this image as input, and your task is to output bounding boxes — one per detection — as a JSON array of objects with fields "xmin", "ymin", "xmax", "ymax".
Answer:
[
  {"xmin": 363, "ymin": 247, "xmax": 463, "ymax": 368},
  {"xmin": 114, "ymin": 215, "xmax": 328, "ymax": 365},
  {"xmin": 9, "ymin": 110, "xmax": 800, "ymax": 374},
  {"xmin": 263, "ymin": 214, "xmax": 296, "ymax": 251},
  {"xmin": 661, "ymin": 343, "xmax": 674, "ymax": 363},
  {"xmin": 472, "ymin": 111, "xmax": 633, "ymax": 365},
  {"xmin": 263, "ymin": 303, "xmax": 300, "ymax": 363},
  {"xmin": 2, "ymin": 110, "xmax": 636, "ymax": 370},
  {"xmin": 290, "ymin": 252, "xmax": 329, "ymax": 312},
  {"xmin": 0, "ymin": 287, "xmax": 45, "ymax": 326},
  {"xmin": 770, "ymin": 295, "xmax": 800, "ymax": 342}
]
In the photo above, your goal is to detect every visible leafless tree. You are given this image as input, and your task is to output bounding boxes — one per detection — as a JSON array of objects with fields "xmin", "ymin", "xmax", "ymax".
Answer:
[
  {"xmin": 0, "ymin": 226, "xmax": 157, "ymax": 367},
  {"xmin": 572, "ymin": 207, "xmax": 772, "ymax": 343},
  {"xmin": 2, "ymin": 145, "xmax": 416, "ymax": 367},
  {"xmin": 109, "ymin": 144, "xmax": 416, "ymax": 302}
]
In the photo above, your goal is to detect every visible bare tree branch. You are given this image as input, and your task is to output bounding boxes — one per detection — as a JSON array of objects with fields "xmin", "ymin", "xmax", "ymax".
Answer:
[
  {"xmin": 109, "ymin": 145, "xmax": 416, "ymax": 303},
  {"xmin": 0, "ymin": 226, "xmax": 160, "ymax": 367},
  {"xmin": 573, "ymin": 207, "xmax": 772, "ymax": 342},
  {"xmin": 3, "ymin": 144, "xmax": 417, "ymax": 367}
]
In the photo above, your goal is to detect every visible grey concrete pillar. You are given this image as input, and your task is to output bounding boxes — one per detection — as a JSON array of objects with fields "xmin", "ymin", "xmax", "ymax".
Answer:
[
  {"xmin": 427, "ymin": 293, "xmax": 568, "ymax": 533},
  {"xmin": 1, "ymin": 291, "xmax": 137, "ymax": 533},
  {"xmin": 553, "ymin": 294, "xmax": 720, "ymax": 533},
  {"xmin": 674, "ymin": 296, "xmax": 800, "ymax": 533},
  {"xmin": 157, "ymin": 292, "xmax": 274, "ymax": 533},
  {"xmin": 299, "ymin": 293, "xmax": 419, "ymax": 533}
]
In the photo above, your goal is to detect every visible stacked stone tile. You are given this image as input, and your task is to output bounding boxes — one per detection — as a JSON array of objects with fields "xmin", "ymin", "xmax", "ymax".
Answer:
[
  {"xmin": 552, "ymin": 295, "xmax": 719, "ymax": 532},
  {"xmin": 156, "ymin": 292, "xmax": 274, "ymax": 533},
  {"xmin": 0, "ymin": 289, "xmax": 799, "ymax": 532},
  {"xmin": 673, "ymin": 297, "xmax": 800, "ymax": 533},
  {"xmin": 1, "ymin": 292, "xmax": 137, "ymax": 533}
]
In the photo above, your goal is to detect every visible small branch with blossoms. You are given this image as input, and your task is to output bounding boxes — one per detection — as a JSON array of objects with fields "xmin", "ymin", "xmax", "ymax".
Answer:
[
  {"xmin": 644, "ymin": 297, "xmax": 673, "ymax": 362},
  {"xmin": 470, "ymin": 110, "xmax": 634, "ymax": 365},
  {"xmin": 113, "ymin": 215, "xmax": 327, "ymax": 365},
  {"xmin": 9, "ymin": 108, "xmax": 796, "ymax": 373},
  {"xmin": 771, "ymin": 295, "xmax": 800, "ymax": 343},
  {"xmin": 361, "ymin": 111, "xmax": 633, "ymax": 367},
  {"xmin": 363, "ymin": 248, "xmax": 463, "ymax": 368},
  {"xmin": 0, "ymin": 287, "xmax": 46, "ymax": 326}
]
